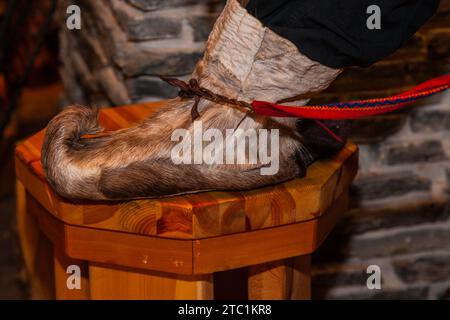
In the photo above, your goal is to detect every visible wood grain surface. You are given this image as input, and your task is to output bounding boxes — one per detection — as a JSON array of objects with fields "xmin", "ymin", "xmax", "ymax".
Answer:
[{"xmin": 19, "ymin": 187, "xmax": 349, "ymax": 275}]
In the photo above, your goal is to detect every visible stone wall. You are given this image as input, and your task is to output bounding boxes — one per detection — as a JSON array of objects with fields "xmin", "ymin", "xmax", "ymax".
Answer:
[
  {"xmin": 58, "ymin": 0, "xmax": 225, "ymax": 105},
  {"xmin": 58, "ymin": 0, "xmax": 450, "ymax": 299}
]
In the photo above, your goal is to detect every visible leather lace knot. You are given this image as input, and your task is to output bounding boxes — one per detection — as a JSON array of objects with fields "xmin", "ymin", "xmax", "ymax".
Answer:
[{"xmin": 160, "ymin": 76, "xmax": 252, "ymax": 121}]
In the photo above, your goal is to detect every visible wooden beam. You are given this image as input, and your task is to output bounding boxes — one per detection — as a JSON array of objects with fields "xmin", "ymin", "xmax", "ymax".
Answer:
[
  {"xmin": 88, "ymin": 263, "xmax": 213, "ymax": 300},
  {"xmin": 65, "ymin": 225, "xmax": 194, "ymax": 275}
]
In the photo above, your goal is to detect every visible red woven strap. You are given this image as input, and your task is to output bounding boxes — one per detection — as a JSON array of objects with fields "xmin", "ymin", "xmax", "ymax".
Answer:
[{"xmin": 251, "ymin": 74, "xmax": 450, "ymax": 120}]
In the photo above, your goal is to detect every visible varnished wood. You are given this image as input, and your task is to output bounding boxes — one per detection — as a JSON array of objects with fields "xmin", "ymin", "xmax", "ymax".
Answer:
[
  {"xmin": 16, "ymin": 183, "xmax": 55, "ymax": 299},
  {"xmin": 193, "ymin": 191, "xmax": 348, "ymax": 274},
  {"xmin": 248, "ymin": 260, "xmax": 292, "ymax": 300},
  {"xmin": 89, "ymin": 263, "xmax": 213, "ymax": 300},
  {"xmin": 290, "ymin": 255, "xmax": 311, "ymax": 299},
  {"xmin": 15, "ymin": 101, "xmax": 358, "ymax": 239},
  {"xmin": 65, "ymin": 224, "xmax": 194, "ymax": 275},
  {"xmin": 26, "ymin": 191, "xmax": 65, "ymax": 249},
  {"xmin": 16, "ymin": 181, "xmax": 39, "ymax": 281},
  {"xmin": 29, "ymin": 233, "xmax": 55, "ymax": 299},
  {"xmin": 16, "ymin": 181, "xmax": 348, "ymax": 276},
  {"xmin": 248, "ymin": 255, "xmax": 311, "ymax": 300}
]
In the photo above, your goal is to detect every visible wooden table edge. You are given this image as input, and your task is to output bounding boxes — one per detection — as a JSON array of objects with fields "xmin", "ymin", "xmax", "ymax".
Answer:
[{"xmin": 18, "ymin": 179, "xmax": 348, "ymax": 276}]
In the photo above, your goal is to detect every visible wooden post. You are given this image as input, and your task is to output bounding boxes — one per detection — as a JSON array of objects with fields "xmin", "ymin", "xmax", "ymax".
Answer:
[
  {"xmin": 16, "ymin": 181, "xmax": 37, "ymax": 278},
  {"xmin": 248, "ymin": 255, "xmax": 311, "ymax": 300},
  {"xmin": 88, "ymin": 263, "xmax": 214, "ymax": 300},
  {"xmin": 16, "ymin": 181, "xmax": 55, "ymax": 299},
  {"xmin": 289, "ymin": 255, "xmax": 311, "ymax": 299}
]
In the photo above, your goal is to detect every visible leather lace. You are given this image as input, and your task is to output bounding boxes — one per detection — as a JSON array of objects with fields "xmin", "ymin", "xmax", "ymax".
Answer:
[{"xmin": 160, "ymin": 76, "xmax": 252, "ymax": 121}]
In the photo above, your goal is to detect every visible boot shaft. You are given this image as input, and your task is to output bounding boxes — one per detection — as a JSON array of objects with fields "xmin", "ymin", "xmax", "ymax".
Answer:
[{"xmin": 192, "ymin": 0, "xmax": 342, "ymax": 104}]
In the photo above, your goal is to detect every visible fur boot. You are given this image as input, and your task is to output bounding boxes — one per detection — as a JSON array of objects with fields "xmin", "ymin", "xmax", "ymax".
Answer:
[{"xmin": 42, "ymin": 0, "xmax": 342, "ymax": 200}]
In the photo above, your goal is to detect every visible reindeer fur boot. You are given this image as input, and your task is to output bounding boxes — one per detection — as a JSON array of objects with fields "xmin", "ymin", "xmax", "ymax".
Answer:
[{"xmin": 42, "ymin": 0, "xmax": 344, "ymax": 201}]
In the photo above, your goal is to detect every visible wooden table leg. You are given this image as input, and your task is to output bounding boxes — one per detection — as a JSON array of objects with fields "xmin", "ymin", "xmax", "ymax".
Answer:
[
  {"xmin": 54, "ymin": 249, "xmax": 90, "ymax": 300},
  {"xmin": 16, "ymin": 180, "xmax": 55, "ymax": 299},
  {"xmin": 88, "ymin": 262, "xmax": 214, "ymax": 300},
  {"xmin": 289, "ymin": 255, "xmax": 311, "ymax": 299},
  {"xmin": 248, "ymin": 255, "xmax": 311, "ymax": 300}
]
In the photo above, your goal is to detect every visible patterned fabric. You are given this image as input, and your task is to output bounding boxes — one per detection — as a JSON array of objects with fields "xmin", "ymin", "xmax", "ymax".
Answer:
[{"xmin": 251, "ymin": 75, "xmax": 450, "ymax": 120}]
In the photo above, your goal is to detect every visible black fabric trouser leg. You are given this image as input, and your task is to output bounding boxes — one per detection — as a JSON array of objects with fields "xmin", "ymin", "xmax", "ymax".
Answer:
[{"xmin": 246, "ymin": 0, "xmax": 440, "ymax": 68}]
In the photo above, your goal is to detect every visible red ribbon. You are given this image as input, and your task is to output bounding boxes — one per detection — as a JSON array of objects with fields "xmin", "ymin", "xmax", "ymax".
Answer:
[{"xmin": 251, "ymin": 74, "xmax": 450, "ymax": 120}]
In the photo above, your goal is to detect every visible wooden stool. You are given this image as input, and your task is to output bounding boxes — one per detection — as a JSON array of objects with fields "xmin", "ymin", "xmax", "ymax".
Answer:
[{"xmin": 15, "ymin": 101, "xmax": 358, "ymax": 300}]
